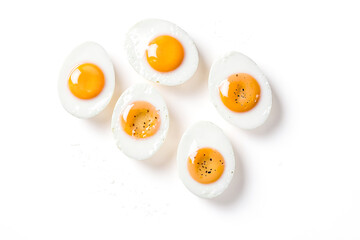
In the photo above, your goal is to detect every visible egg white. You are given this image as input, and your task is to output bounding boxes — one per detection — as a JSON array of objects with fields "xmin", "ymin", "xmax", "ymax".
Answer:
[
  {"xmin": 177, "ymin": 121, "xmax": 235, "ymax": 199},
  {"xmin": 111, "ymin": 83, "xmax": 169, "ymax": 160},
  {"xmin": 125, "ymin": 19, "xmax": 199, "ymax": 86},
  {"xmin": 208, "ymin": 51, "xmax": 272, "ymax": 129},
  {"xmin": 58, "ymin": 42, "xmax": 115, "ymax": 119}
]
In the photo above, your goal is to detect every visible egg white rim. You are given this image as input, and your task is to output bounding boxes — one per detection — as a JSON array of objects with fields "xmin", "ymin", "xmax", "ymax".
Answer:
[
  {"xmin": 58, "ymin": 42, "xmax": 115, "ymax": 119},
  {"xmin": 111, "ymin": 83, "xmax": 169, "ymax": 160},
  {"xmin": 125, "ymin": 18, "xmax": 199, "ymax": 86},
  {"xmin": 177, "ymin": 121, "xmax": 235, "ymax": 199},
  {"xmin": 208, "ymin": 51, "xmax": 272, "ymax": 129}
]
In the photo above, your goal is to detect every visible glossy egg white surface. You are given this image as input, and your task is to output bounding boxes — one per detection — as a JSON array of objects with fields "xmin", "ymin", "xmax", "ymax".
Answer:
[
  {"xmin": 208, "ymin": 51, "xmax": 272, "ymax": 129},
  {"xmin": 58, "ymin": 42, "xmax": 115, "ymax": 119},
  {"xmin": 125, "ymin": 19, "xmax": 199, "ymax": 86},
  {"xmin": 177, "ymin": 121, "xmax": 235, "ymax": 199},
  {"xmin": 111, "ymin": 83, "xmax": 169, "ymax": 160}
]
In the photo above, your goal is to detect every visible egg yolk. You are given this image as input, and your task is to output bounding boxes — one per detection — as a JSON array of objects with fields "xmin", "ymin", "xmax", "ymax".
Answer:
[
  {"xmin": 146, "ymin": 35, "xmax": 184, "ymax": 72},
  {"xmin": 120, "ymin": 101, "xmax": 161, "ymax": 139},
  {"xmin": 187, "ymin": 148, "xmax": 225, "ymax": 184},
  {"xmin": 219, "ymin": 73, "xmax": 261, "ymax": 112},
  {"xmin": 68, "ymin": 63, "xmax": 105, "ymax": 99}
]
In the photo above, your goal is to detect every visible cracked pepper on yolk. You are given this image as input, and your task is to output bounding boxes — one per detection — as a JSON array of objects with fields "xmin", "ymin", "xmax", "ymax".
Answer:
[
  {"xmin": 68, "ymin": 63, "xmax": 105, "ymax": 99},
  {"xmin": 146, "ymin": 35, "xmax": 184, "ymax": 72},
  {"xmin": 219, "ymin": 73, "xmax": 261, "ymax": 112},
  {"xmin": 187, "ymin": 148, "xmax": 225, "ymax": 184},
  {"xmin": 120, "ymin": 101, "xmax": 161, "ymax": 139}
]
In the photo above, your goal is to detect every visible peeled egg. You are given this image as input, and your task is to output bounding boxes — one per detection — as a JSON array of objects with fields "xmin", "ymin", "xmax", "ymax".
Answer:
[
  {"xmin": 111, "ymin": 83, "xmax": 169, "ymax": 160},
  {"xmin": 208, "ymin": 52, "xmax": 272, "ymax": 129},
  {"xmin": 58, "ymin": 42, "xmax": 115, "ymax": 118},
  {"xmin": 177, "ymin": 121, "xmax": 235, "ymax": 198},
  {"xmin": 125, "ymin": 19, "xmax": 199, "ymax": 86}
]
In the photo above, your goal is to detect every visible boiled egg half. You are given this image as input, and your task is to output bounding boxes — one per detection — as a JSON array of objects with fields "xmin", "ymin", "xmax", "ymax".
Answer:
[
  {"xmin": 209, "ymin": 52, "xmax": 272, "ymax": 129},
  {"xmin": 58, "ymin": 42, "xmax": 115, "ymax": 118},
  {"xmin": 125, "ymin": 19, "xmax": 199, "ymax": 86},
  {"xmin": 111, "ymin": 83, "xmax": 169, "ymax": 160},
  {"xmin": 177, "ymin": 121, "xmax": 235, "ymax": 198}
]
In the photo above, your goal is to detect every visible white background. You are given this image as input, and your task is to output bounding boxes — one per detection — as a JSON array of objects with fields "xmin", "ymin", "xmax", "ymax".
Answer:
[{"xmin": 1, "ymin": 0, "xmax": 359, "ymax": 239}]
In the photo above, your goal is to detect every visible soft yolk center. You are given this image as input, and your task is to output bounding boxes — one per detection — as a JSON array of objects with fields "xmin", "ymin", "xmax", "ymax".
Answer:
[
  {"xmin": 120, "ymin": 101, "xmax": 161, "ymax": 139},
  {"xmin": 146, "ymin": 35, "xmax": 184, "ymax": 72},
  {"xmin": 187, "ymin": 148, "xmax": 225, "ymax": 184},
  {"xmin": 68, "ymin": 63, "xmax": 105, "ymax": 99},
  {"xmin": 219, "ymin": 73, "xmax": 261, "ymax": 112}
]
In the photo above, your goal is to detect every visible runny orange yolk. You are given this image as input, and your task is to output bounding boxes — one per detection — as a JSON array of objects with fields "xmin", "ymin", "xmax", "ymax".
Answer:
[
  {"xmin": 120, "ymin": 101, "xmax": 161, "ymax": 139},
  {"xmin": 219, "ymin": 73, "xmax": 261, "ymax": 112},
  {"xmin": 187, "ymin": 148, "xmax": 225, "ymax": 184},
  {"xmin": 146, "ymin": 35, "xmax": 184, "ymax": 72},
  {"xmin": 68, "ymin": 63, "xmax": 105, "ymax": 99}
]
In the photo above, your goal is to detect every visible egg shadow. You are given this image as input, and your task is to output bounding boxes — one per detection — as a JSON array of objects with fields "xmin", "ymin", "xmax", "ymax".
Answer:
[
  {"xmin": 207, "ymin": 143, "xmax": 245, "ymax": 205},
  {"xmin": 141, "ymin": 106, "xmax": 182, "ymax": 169},
  {"xmin": 246, "ymin": 85, "xmax": 283, "ymax": 136},
  {"xmin": 87, "ymin": 64, "xmax": 123, "ymax": 130}
]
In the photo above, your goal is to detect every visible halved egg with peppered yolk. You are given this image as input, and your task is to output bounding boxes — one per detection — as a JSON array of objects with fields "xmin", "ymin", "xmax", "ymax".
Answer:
[
  {"xmin": 58, "ymin": 42, "xmax": 115, "ymax": 118},
  {"xmin": 177, "ymin": 121, "xmax": 235, "ymax": 199},
  {"xmin": 111, "ymin": 83, "xmax": 169, "ymax": 160},
  {"xmin": 187, "ymin": 147, "xmax": 225, "ymax": 184},
  {"xmin": 125, "ymin": 19, "xmax": 199, "ymax": 86},
  {"xmin": 120, "ymin": 101, "xmax": 161, "ymax": 139},
  {"xmin": 208, "ymin": 52, "xmax": 272, "ymax": 129}
]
